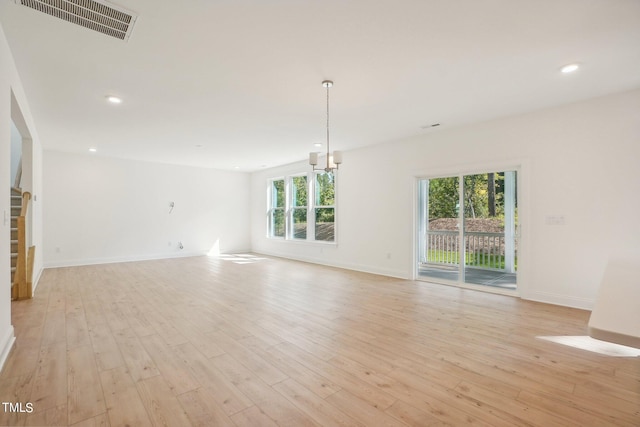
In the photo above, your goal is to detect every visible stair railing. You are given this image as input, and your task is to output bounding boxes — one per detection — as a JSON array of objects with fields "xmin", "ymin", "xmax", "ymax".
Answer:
[
  {"xmin": 12, "ymin": 191, "xmax": 34, "ymax": 300},
  {"xmin": 13, "ymin": 158, "xmax": 22, "ymax": 190}
]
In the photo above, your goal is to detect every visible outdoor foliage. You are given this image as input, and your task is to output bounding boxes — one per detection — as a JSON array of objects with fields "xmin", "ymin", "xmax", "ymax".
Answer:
[
  {"xmin": 428, "ymin": 173, "xmax": 512, "ymax": 220},
  {"xmin": 315, "ymin": 172, "xmax": 335, "ymax": 223},
  {"xmin": 291, "ymin": 175, "xmax": 308, "ymax": 238},
  {"xmin": 292, "ymin": 175, "xmax": 307, "ymax": 207},
  {"xmin": 271, "ymin": 173, "xmax": 335, "ymax": 240},
  {"xmin": 273, "ymin": 179, "xmax": 285, "ymax": 207},
  {"xmin": 271, "ymin": 179, "xmax": 285, "ymax": 236}
]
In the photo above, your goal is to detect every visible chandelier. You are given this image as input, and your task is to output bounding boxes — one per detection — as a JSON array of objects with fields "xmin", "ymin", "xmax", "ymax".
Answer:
[{"xmin": 309, "ymin": 80, "xmax": 342, "ymax": 172}]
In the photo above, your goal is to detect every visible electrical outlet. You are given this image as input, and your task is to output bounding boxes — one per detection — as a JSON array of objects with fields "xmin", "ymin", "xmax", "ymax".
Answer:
[{"xmin": 545, "ymin": 215, "xmax": 566, "ymax": 225}]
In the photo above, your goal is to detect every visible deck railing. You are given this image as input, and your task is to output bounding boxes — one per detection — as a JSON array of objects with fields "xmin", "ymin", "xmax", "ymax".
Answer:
[{"xmin": 425, "ymin": 230, "xmax": 510, "ymax": 270}]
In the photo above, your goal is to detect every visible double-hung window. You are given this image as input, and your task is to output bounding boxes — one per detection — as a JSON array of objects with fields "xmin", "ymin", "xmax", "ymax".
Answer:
[
  {"xmin": 313, "ymin": 172, "xmax": 335, "ymax": 242},
  {"xmin": 267, "ymin": 171, "xmax": 336, "ymax": 243},
  {"xmin": 289, "ymin": 175, "xmax": 308, "ymax": 240},
  {"xmin": 268, "ymin": 178, "xmax": 285, "ymax": 238}
]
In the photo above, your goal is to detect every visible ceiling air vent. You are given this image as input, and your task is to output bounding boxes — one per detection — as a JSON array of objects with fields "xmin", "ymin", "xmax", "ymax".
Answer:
[{"xmin": 14, "ymin": 0, "xmax": 137, "ymax": 41}]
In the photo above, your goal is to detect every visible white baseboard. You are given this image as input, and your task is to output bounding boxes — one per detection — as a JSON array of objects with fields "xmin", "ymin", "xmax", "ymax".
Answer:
[
  {"xmin": 253, "ymin": 249, "xmax": 409, "ymax": 280},
  {"xmin": 31, "ymin": 266, "xmax": 44, "ymax": 296},
  {"xmin": 0, "ymin": 326, "xmax": 16, "ymax": 374},
  {"xmin": 523, "ymin": 290, "xmax": 594, "ymax": 311},
  {"xmin": 43, "ymin": 250, "xmax": 209, "ymax": 269}
]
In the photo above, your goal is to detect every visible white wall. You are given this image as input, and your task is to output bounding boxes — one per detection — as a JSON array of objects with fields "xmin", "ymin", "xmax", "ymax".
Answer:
[
  {"xmin": 251, "ymin": 89, "xmax": 640, "ymax": 310},
  {"xmin": 0, "ymin": 24, "xmax": 44, "ymax": 372},
  {"xmin": 43, "ymin": 151, "xmax": 251, "ymax": 267}
]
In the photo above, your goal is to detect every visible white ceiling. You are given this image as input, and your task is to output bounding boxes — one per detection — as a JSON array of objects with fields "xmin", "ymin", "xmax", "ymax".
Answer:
[{"xmin": 1, "ymin": 0, "xmax": 639, "ymax": 171}]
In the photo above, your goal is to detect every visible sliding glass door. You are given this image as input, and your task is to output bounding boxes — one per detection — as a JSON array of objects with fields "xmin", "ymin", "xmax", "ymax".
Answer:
[{"xmin": 418, "ymin": 170, "xmax": 518, "ymax": 291}]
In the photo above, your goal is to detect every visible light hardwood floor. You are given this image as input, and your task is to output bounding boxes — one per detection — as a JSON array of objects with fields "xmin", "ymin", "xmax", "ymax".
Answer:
[{"xmin": 1, "ymin": 255, "xmax": 638, "ymax": 426}]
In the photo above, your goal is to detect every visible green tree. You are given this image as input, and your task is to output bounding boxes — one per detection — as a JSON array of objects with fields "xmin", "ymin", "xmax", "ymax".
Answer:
[
  {"xmin": 291, "ymin": 175, "xmax": 307, "ymax": 207},
  {"xmin": 315, "ymin": 172, "xmax": 335, "ymax": 222},
  {"xmin": 272, "ymin": 179, "xmax": 285, "ymax": 236},
  {"xmin": 463, "ymin": 174, "xmax": 488, "ymax": 218},
  {"xmin": 429, "ymin": 174, "xmax": 503, "ymax": 220},
  {"xmin": 428, "ymin": 177, "xmax": 459, "ymax": 219},
  {"xmin": 291, "ymin": 176, "xmax": 308, "ymax": 238}
]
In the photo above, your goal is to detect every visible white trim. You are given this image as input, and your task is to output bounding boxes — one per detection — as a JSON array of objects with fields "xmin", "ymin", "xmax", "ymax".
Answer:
[
  {"xmin": 524, "ymin": 290, "xmax": 594, "ymax": 311},
  {"xmin": 254, "ymin": 249, "xmax": 408, "ymax": 280},
  {"xmin": 30, "ymin": 265, "xmax": 44, "ymax": 296},
  {"xmin": 42, "ymin": 250, "xmax": 221, "ymax": 268},
  {"xmin": 0, "ymin": 326, "xmax": 16, "ymax": 374},
  {"xmin": 412, "ymin": 157, "xmax": 525, "ymax": 181}
]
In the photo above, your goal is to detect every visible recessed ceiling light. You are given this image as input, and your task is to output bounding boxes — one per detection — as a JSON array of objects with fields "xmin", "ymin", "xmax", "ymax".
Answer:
[
  {"xmin": 314, "ymin": 143, "xmax": 322, "ymax": 147},
  {"xmin": 89, "ymin": 147, "xmax": 97, "ymax": 152},
  {"xmin": 106, "ymin": 95, "xmax": 122, "ymax": 104},
  {"xmin": 560, "ymin": 63, "xmax": 580, "ymax": 74},
  {"xmin": 234, "ymin": 166, "xmax": 240, "ymax": 169}
]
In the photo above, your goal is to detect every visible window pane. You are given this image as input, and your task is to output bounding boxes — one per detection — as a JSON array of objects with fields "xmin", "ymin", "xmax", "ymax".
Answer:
[
  {"xmin": 292, "ymin": 207, "xmax": 307, "ymax": 239},
  {"xmin": 315, "ymin": 208, "xmax": 334, "ymax": 241},
  {"xmin": 315, "ymin": 172, "xmax": 334, "ymax": 206},
  {"xmin": 273, "ymin": 180, "xmax": 285, "ymax": 208},
  {"xmin": 292, "ymin": 176, "xmax": 307, "ymax": 207},
  {"xmin": 272, "ymin": 208, "xmax": 285, "ymax": 237}
]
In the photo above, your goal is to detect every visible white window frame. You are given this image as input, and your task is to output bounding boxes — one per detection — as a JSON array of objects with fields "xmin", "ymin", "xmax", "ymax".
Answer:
[
  {"xmin": 288, "ymin": 173, "xmax": 309, "ymax": 240},
  {"xmin": 267, "ymin": 177, "xmax": 285, "ymax": 239},
  {"xmin": 311, "ymin": 171, "xmax": 336, "ymax": 243},
  {"xmin": 266, "ymin": 171, "xmax": 337, "ymax": 244}
]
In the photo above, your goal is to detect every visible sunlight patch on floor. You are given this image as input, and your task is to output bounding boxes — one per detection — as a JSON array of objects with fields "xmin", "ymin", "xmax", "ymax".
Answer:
[
  {"xmin": 537, "ymin": 335, "xmax": 640, "ymax": 357},
  {"xmin": 215, "ymin": 253, "xmax": 269, "ymax": 264}
]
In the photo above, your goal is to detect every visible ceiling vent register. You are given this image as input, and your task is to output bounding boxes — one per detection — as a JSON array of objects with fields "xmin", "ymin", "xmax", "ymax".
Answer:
[{"xmin": 14, "ymin": 0, "xmax": 137, "ymax": 41}]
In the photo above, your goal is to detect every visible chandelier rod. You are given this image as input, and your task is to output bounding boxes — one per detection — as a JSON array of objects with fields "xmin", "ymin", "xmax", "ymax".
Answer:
[{"xmin": 324, "ymin": 80, "xmax": 332, "ymax": 170}]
